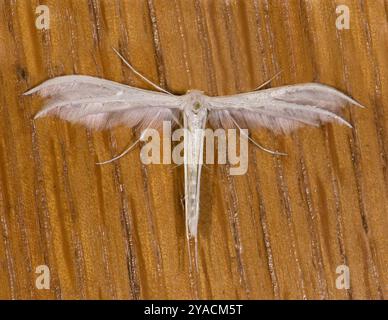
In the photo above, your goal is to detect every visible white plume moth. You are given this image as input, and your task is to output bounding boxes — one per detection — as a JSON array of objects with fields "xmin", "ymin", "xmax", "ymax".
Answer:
[{"xmin": 25, "ymin": 49, "xmax": 363, "ymax": 269}]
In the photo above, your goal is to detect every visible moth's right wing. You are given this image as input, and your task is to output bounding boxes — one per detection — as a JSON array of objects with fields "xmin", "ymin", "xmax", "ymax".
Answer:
[
  {"xmin": 206, "ymin": 83, "xmax": 364, "ymax": 134},
  {"xmin": 25, "ymin": 75, "xmax": 182, "ymax": 130}
]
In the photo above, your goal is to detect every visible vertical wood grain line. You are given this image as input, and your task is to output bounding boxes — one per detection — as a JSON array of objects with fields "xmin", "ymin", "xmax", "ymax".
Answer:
[
  {"xmin": 119, "ymin": 0, "xmax": 167, "ymax": 290},
  {"xmin": 331, "ymin": 0, "xmax": 384, "ymax": 299},
  {"xmin": 220, "ymin": 166, "xmax": 250, "ymax": 298},
  {"xmin": 39, "ymin": 1, "xmax": 90, "ymax": 299},
  {"xmin": 112, "ymin": 154, "xmax": 141, "ymax": 299},
  {"xmin": 274, "ymin": 156, "xmax": 307, "ymax": 299},
  {"xmin": 252, "ymin": 0, "xmax": 270, "ymax": 77},
  {"xmin": 88, "ymin": 0, "xmax": 105, "ymax": 48},
  {"xmin": 140, "ymin": 163, "xmax": 164, "ymax": 278},
  {"xmin": 31, "ymin": 121, "xmax": 62, "ymax": 299},
  {"xmin": 222, "ymin": 0, "xmax": 243, "ymax": 92},
  {"xmin": 323, "ymin": 128, "xmax": 353, "ymax": 299},
  {"xmin": 59, "ymin": 142, "xmax": 87, "ymax": 299},
  {"xmin": 296, "ymin": 142, "xmax": 329, "ymax": 298},
  {"xmin": 221, "ymin": 0, "xmax": 260, "ymax": 298},
  {"xmin": 358, "ymin": 1, "xmax": 388, "ymax": 193},
  {"xmin": 250, "ymin": 153, "xmax": 280, "ymax": 298},
  {"xmin": 282, "ymin": 0, "xmax": 328, "ymax": 299},
  {"xmin": 300, "ymin": 0, "xmax": 351, "ymax": 299},
  {"xmin": 7, "ymin": 0, "xmax": 62, "ymax": 298},
  {"xmin": 385, "ymin": 0, "xmax": 388, "ymax": 19},
  {"xmin": 0, "ymin": 80, "xmax": 20, "ymax": 300},
  {"xmin": 65, "ymin": 4, "xmax": 80, "ymax": 74},
  {"xmin": 101, "ymin": 1, "xmax": 142, "ymax": 299},
  {"xmin": 146, "ymin": 0, "xmax": 168, "ymax": 89},
  {"xmin": 0, "ymin": 177, "xmax": 17, "ymax": 299},
  {"xmin": 251, "ymin": 0, "xmax": 280, "ymax": 298},
  {"xmin": 2, "ymin": 1, "xmax": 36, "ymax": 298},
  {"xmin": 262, "ymin": 0, "xmax": 307, "ymax": 299},
  {"xmin": 194, "ymin": 0, "xmax": 218, "ymax": 95},
  {"xmin": 65, "ymin": 3, "xmax": 117, "ymax": 298},
  {"xmin": 173, "ymin": 0, "xmax": 193, "ymax": 88},
  {"xmin": 0, "ymin": 63, "xmax": 15, "ymax": 300},
  {"xmin": 222, "ymin": 0, "xmax": 251, "ymax": 296},
  {"xmin": 85, "ymin": 132, "xmax": 118, "ymax": 299},
  {"xmin": 144, "ymin": 1, "xmax": 170, "ymax": 278}
]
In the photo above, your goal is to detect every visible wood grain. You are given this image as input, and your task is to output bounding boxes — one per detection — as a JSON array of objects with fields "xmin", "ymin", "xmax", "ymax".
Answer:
[{"xmin": 0, "ymin": 0, "xmax": 387, "ymax": 299}]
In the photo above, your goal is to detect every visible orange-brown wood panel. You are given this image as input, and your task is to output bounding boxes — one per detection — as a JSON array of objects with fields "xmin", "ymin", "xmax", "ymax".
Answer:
[{"xmin": 0, "ymin": 0, "xmax": 386, "ymax": 299}]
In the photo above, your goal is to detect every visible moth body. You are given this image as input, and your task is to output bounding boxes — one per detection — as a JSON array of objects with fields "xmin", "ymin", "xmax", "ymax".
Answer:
[{"xmin": 182, "ymin": 90, "xmax": 208, "ymax": 241}]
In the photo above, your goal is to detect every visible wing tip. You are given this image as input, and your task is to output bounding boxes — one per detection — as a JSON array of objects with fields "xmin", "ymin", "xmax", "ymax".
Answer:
[
  {"xmin": 350, "ymin": 98, "xmax": 366, "ymax": 109},
  {"xmin": 33, "ymin": 111, "xmax": 43, "ymax": 119},
  {"xmin": 33, "ymin": 108, "xmax": 50, "ymax": 119},
  {"xmin": 344, "ymin": 120, "xmax": 353, "ymax": 129},
  {"xmin": 23, "ymin": 75, "xmax": 98, "ymax": 96},
  {"xmin": 23, "ymin": 87, "xmax": 38, "ymax": 96},
  {"xmin": 324, "ymin": 83, "xmax": 366, "ymax": 109},
  {"xmin": 296, "ymin": 82, "xmax": 366, "ymax": 109}
]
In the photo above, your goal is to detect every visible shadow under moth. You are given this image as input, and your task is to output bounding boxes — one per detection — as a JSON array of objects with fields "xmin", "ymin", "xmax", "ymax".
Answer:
[{"xmin": 25, "ymin": 49, "xmax": 363, "ymax": 269}]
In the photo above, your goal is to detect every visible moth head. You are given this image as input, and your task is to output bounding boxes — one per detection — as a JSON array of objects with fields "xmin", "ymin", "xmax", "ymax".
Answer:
[
  {"xmin": 185, "ymin": 90, "xmax": 206, "ymax": 114},
  {"xmin": 192, "ymin": 101, "xmax": 202, "ymax": 113}
]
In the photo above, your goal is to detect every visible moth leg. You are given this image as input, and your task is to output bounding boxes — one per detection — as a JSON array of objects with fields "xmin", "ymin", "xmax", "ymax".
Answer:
[
  {"xmin": 245, "ymin": 131, "xmax": 287, "ymax": 156},
  {"xmin": 254, "ymin": 70, "xmax": 282, "ymax": 91},
  {"xmin": 112, "ymin": 48, "xmax": 174, "ymax": 96},
  {"xmin": 96, "ymin": 137, "xmax": 141, "ymax": 165},
  {"xmin": 97, "ymin": 110, "xmax": 162, "ymax": 165},
  {"xmin": 227, "ymin": 111, "xmax": 287, "ymax": 156},
  {"xmin": 170, "ymin": 164, "xmax": 183, "ymax": 172},
  {"xmin": 170, "ymin": 113, "xmax": 183, "ymax": 128},
  {"xmin": 180, "ymin": 194, "xmax": 186, "ymax": 211}
]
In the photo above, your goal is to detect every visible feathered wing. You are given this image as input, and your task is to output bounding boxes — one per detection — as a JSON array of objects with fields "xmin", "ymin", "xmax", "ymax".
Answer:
[
  {"xmin": 25, "ymin": 75, "xmax": 182, "ymax": 130},
  {"xmin": 207, "ymin": 83, "xmax": 363, "ymax": 134}
]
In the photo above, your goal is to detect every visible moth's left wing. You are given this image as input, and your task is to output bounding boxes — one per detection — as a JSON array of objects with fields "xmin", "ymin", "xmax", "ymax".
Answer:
[
  {"xmin": 25, "ymin": 75, "xmax": 182, "ymax": 130},
  {"xmin": 207, "ymin": 83, "xmax": 363, "ymax": 134}
]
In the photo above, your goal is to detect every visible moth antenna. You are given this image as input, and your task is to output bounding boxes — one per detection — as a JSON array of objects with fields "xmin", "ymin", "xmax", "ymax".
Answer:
[
  {"xmin": 227, "ymin": 112, "xmax": 287, "ymax": 156},
  {"xmin": 112, "ymin": 48, "xmax": 174, "ymax": 96},
  {"xmin": 254, "ymin": 70, "xmax": 283, "ymax": 91},
  {"xmin": 97, "ymin": 111, "xmax": 161, "ymax": 165}
]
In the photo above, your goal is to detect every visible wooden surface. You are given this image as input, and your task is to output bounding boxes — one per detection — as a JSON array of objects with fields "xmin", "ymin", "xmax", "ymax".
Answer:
[{"xmin": 0, "ymin": 0, "xmax": 387, "ymax": 299}]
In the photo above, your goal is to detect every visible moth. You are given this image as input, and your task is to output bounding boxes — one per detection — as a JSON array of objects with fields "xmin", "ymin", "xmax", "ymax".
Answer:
[{"xmin": 25, "ymin": 49, "xmax": 363, "ymax": 267}]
